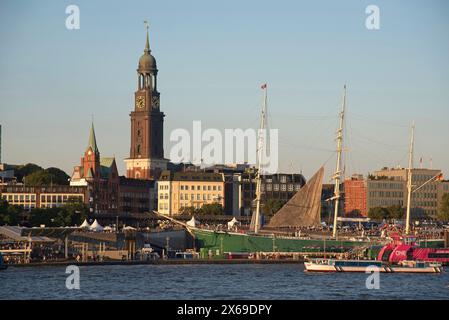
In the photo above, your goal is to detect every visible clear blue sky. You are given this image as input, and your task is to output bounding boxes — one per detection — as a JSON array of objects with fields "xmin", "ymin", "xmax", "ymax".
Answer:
[{"xmin": 1, "ymin": 0, "xmax": 448, "ymax": 181}]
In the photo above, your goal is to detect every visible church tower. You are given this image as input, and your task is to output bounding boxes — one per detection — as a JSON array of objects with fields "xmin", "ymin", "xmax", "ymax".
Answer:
[
  {"xmin": 125, "ymin": 24, "xmax": 168, "ymax": 180},
  {"xmin": 83, "ymin": 122, "xmax": 100, "ymax": 180}
]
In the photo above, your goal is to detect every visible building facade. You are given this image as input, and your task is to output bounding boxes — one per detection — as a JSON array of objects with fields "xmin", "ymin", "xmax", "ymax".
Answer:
[
  {"xmin": 1, "ymin": 185, "xmax": 87, "ymax": 210},
  {"xmin": 70, "ymin": 123, "xmax": 119, "ymax": 213},
  {"xmin": 119, "ymin": 176, "xmax": 156, "ymax": 213},
  {"xmin": 157, "ymin": 171, "xmax": 225, "ymax": 216},
  {"xmin": 344, "ymin": 175, "xmax": 368, "ymax": 216},
  {"xmin": 125, "ymin": 27, "xmax": 168, "ymax": 180},
  {"xmin": 203, "ymin": 164, "xmax": 306, "ymax": 217},
  {"xmin": 343, "ymin": 167, "xmax": 449, "ymax": 218}
]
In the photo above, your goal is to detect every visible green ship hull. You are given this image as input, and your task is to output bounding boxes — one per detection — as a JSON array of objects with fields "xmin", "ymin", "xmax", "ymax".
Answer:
[
  {"xmin": 192, "ymin": 228, "xmax": 445, "ymax": 259},
  {"xmin": 193, "ymin": 228, "xmax": 377, "ymax": 255}
]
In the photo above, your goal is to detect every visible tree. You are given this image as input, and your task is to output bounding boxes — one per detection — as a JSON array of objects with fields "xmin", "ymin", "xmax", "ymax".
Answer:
[
  {"xmin": 388, "ymin": 205, "xmax": 404, "ymax": 220},
  {"xmin": 200, "ymin": 203, "xmax": 223, "ymax": 216},
  {"xmin": 368, "ymin": 207, "xmax": 390, "ymax": 220},
  {"xmin": 27, "ymin": 201, "xmax": 88, "ymax": 227},
  {"xmin": 14, "ymin": 163, "xmax": 43, "ymax": 182},
  {"xmin": 44, "ymin": 167, "xmax": 70, "ymax": 185},
  {"xmin": 438, "ymin": 194, "xmax": 449, "ymax": 221},
  {"xmin": 180, "ymin": 206, "xmax": 195, "ymax": 216},
  {"xmin": 0, "ymin": 199, "xmax": 21, "ymax": 225},
  {"xmin": 264, "ymin": 198, "xmax": 285, "ymax": 217},
  {"xmin": 24, "ymin": 168, "xmax": 69, "ymax": 186}
]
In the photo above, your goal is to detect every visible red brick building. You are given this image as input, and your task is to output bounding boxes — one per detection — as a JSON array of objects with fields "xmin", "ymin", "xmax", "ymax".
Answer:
[
  {"xmin": 344, "ymin": 175, "xmax": 367, "ymax": 216},
  {"xmin": 70, "ymin": 123, "xmax": 119, "ymax": 213}
]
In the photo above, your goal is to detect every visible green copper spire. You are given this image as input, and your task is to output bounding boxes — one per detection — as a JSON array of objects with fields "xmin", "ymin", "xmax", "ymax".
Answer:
[{"xmin": 88, "ymin": 122, "xmax": 99, "ymax": 153}]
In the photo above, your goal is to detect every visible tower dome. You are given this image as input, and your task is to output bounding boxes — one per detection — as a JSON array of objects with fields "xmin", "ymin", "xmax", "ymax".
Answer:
[{"xmin": 138, "ymin": 27, "xmax": 157, "ymax": 72}]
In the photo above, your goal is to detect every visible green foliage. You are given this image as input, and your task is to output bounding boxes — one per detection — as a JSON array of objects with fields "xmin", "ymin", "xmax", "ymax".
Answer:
[
  {"xmin": 0, "ymin": 199, "xmax": 88, "ymax": 227},
  {"xmin": 180, "ymin": 206, "xmax": 196, "ymax": 216},
  {"xmin": 263, "ymin": 198, "xmax": 285, "ymax": 217},
  {"xmin": 0, "ymin": 199, "xmax": 22, "ymax": 225},
  {"xmin": 438, "ymin": 194, "xmax": 449, "ymax": 221},
  {"xmin": 24, "ymin": 168, "xmax": 69, "ymax": 186},
  {"xmin": 388, "ymin": 205, "xmax": 404, "ymax": 219},
  {"xmin": 368, "ymin": 205, "xmax": 404, "ymax": 220},
  {"xmin": 200, "ymin": 203, "xmax": 224, "ymax": 215},
  {"xmin": 180, "ymin": 203, "xmax": 224, "ymax": 216},
  {"xmin": 14, "ymin": 163, "xmax": 43, "ymax": 182}
]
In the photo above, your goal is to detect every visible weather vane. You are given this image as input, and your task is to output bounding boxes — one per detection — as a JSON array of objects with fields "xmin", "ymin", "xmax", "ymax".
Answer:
[{"xmin": 144, "ymin": 20, "xmax": 149, "ymax": 31}]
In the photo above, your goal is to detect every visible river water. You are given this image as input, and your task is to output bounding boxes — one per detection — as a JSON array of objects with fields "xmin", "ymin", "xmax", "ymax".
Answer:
[{"xmin": 1, "ymin": 264, "xmax": 448, "ymax": 299}]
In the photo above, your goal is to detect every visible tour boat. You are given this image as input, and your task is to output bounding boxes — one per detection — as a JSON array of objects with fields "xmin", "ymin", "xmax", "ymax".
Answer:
[{"xmin": 304, "ymin": 258, "xmax": 442, "ymax": 273}]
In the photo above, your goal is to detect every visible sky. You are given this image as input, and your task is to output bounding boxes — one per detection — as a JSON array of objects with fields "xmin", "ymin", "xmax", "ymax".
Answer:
[{"xmin": 0, "ymin": 0, "xmax": 448, "ymax": 182}]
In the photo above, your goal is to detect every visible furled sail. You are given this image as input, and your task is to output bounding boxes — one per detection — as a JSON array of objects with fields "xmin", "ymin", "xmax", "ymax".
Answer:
[
  {"xmin": 249, "ymin": 210, "xmax": 263, "ymax": 232},
  {"xmin": 267, "ymin": 166, "xmax": 324, "ymax": 228}
]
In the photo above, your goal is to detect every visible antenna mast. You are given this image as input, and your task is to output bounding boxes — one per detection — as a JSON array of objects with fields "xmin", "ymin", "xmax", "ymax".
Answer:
[{"xmin": 332, "ymin": 85, "xmax": 346, "ymax": 239}]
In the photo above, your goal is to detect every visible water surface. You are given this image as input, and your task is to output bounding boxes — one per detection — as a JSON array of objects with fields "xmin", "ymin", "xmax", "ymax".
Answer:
[{"xmin": 1, "ymin": 264, "xmax": 448, "ymax": 299}]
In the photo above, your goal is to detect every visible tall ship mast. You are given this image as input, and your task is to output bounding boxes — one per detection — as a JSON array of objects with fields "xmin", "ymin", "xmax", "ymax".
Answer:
[
  {"xmin": 253, "ymin": 83, "xmax": 268, "ymax": 234},
  {"xmin": 331, "ymin": 85, "xmax": 346, "ymax": 239},
  {"xmin": 405, "ymin": 122, "xmax": 415, "ymax": 235}
]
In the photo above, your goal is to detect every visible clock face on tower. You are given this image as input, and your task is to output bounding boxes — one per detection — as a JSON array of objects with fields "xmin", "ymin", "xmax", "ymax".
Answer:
[{"xmin": 136, "ymin": 96, "xmax": 145, "ymax": 109}]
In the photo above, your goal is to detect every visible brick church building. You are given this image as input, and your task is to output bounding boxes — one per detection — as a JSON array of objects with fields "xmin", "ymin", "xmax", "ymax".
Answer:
[
  {"xmin": 124, "ymin": 25, "xmax": 168, "ymax": 180},
  {"xmin": 70, "ymin": 123, "xmax": 120, "ymax": 213}
]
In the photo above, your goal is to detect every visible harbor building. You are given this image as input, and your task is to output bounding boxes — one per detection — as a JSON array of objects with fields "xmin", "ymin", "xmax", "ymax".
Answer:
[
  {"xmin": 203, "ymin": 164, "xmax": 306, "ymax": 217},
  {"xmin": 124, "ymin": 26, "xmax": 168, "ymax": 180},
  {"xmin": 118, "ymin": 177, "xmax": 156, "ymax": 213},
  {"xmin": 0, "ymin": 185, "xmax": 87, "ymax": 210},
  {"xmin": 343, "ymin": 167, "xmax": 449, "ymax": 218},
  {"xmin": 157, "ymin": 171, "xmax": 225, "ymax": 216}
]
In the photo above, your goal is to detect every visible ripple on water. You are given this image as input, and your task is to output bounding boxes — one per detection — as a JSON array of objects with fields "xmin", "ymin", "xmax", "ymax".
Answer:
[{"xmin": 1, "ymin": 264, "xmax": 449, "ymax": 299}]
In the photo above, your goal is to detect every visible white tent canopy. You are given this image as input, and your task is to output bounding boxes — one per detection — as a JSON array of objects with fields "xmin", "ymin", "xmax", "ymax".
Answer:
[
  {"xmin": 186, "ymin": 217, "xmax": 198, "ymax": 227},
  {"xmin": 89, "ymin": 219, "xmax": 104, "ymax": 232},
  {"xmin": 227, "ymin": 217, "xmax": 240, "ymax": 230},
  {"xmin": 80, "ymin": 219, "xmax": 91, "ymax": 229}
]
